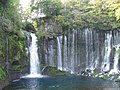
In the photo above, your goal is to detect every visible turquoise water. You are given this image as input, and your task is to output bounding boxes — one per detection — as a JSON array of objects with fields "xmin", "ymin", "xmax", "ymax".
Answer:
[{"xmin": 3, "ymin": 76, "xmax": 120, "ymax": 90}]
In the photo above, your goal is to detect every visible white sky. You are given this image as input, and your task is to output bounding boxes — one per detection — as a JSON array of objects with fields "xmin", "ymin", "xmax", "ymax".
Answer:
[{"xmin": 20, "ymin": 0, "xmax": 31, "ymax": 9}]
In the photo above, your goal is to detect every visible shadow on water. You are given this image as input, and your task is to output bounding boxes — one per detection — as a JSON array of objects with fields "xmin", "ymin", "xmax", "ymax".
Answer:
[{"xmin": 3, "ymin": 76, "xmax": 120, "ymax": 90}]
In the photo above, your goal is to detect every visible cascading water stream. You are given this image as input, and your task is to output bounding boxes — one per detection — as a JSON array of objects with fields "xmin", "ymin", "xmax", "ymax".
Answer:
[
  {"xmin": 101, "ymin": 32, "xmax": 112, "ymax": 73},
  {"xmin": 85, "ymin": 29, "xmax": 89, "ymax": 69},
  {"xmin": 57, "ymin": 36, "xmax": 63, "ymax": 70},
  {"xmin": 22, "ymin": 33, "xmax": 45, "ymax": 78},
  {"xmin": 109, "ymin": 45, "xmax": 120, "ymax": 74},
  {"xmin": 89, "ymin": 29, "xmax": 94, "ymax": 73},
  {"xmin": 113, "ymin": 46, "xmax": 120, "ymax": 72},
  {"xmin": 85, "ymin": 29, "xmax": 95, "ymax": 73},
  {"xmin": 70, "ymin": 30, "xmax": 75, "ymax": 74},
  {"xmin": 29, "ymin": 33, "xmax": 40, "ymax": 75},
  {"xmin": 63, "ymin": 36, "xmax": 68, "ymax": 71},
  {"xmin": 48, "ymin": 45, "xmax": 55, "ymax": 66},
  {"xmin": 41, "ymin": 29, "xmax": 120, "ymax": 76}
]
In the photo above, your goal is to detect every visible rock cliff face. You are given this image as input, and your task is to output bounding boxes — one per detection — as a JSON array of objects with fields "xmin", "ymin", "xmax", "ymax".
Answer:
[{"xmin": 38, "ymin": 29, "xmax": 120, "ymax": 75}]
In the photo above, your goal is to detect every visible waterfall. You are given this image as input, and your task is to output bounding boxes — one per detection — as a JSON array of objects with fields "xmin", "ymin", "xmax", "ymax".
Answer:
[
  {"xmin": 109, "ymin": 45, "xmax": 120, "ymax": 74},
  {"xmin": 85, "ymin": 29, "xmax": 95, "ymax": 73},
  {"xmin": 63, "ymin": 36, "xmax": 68, "ymax": 71},
  {"xmin": 29, "ymin": 33, "xmax": 40, "ymax": 75},
  {"xmin": 113, "ymin": 46, "xmax": 119, "ymax": 71},
  {"xmin": 57, "ymin": 36, "xmax": 63, "ymax": 70},
  {"xmin": 89, "ymin": 29, "xmax": 94, "ymax": 72},
  {"xmin": 48, "ymin": 45, "xmax": 55, "ymax": 66},
  {"xmin": 94, "ymin": 32, "xmax": 100, "ymax": 72},
  {"xmin": 101, "ymin": 32, "xmax": 112, "ymax": 73},
  {"xmin": 85, "ymin": 29, "xmax": 89, "ymax": 69},
  {"xmin": 70, "ymin": 30, "xmax": 75, "ymax": 74},
  {"xmin": 40, "ymin": 29, "xmax": 120, "ymax": 75},
  {"xmin": 22, "ymin": 33, "xmax": 44, "ymax": 78},
  {"xmin": 44, "ymin": 40, "xmax": 48, "ymax": 65}
]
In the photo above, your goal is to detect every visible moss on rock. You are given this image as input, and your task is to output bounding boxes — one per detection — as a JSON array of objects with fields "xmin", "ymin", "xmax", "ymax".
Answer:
[{"xmin": 42, "ymin": 66, "xmax": 70, "ymax": 76}]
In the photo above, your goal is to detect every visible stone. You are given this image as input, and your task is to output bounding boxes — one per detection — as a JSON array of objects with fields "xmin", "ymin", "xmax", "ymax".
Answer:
[{"xmin": 41, "ymin": 66, "xmax": 70, "ymax": 76}]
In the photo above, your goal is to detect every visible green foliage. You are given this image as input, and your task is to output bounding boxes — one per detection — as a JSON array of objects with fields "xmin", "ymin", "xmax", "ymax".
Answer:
[
  {"xmin": 0, "ymin": 0, "xmax": 22, "ymax": 33},
  {"xmin": 0, "ymin": 30, "xmax": 6, "ymax": 61},
  {"xmin": 36, "ymin": 30, "xmax": 44, "ymax": 39},
  {"xmin": 32, "ymin": 0, "xmax": 62, "ymax": 17},
  {"xmin": 0, "ymin": 0, "xmax": 30, "ymax": 75},
  {"xmin": 0, "ymin": 66, "xmax": 6, "ymax": 80},
  {"xmin": 31, "ymin": 0, "xmax": 120, "ymax": 32}
]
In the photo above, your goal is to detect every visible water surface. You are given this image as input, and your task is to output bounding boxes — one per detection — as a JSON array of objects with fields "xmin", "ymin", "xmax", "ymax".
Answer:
[{"xmin": 3, "ymin": 76, "xmax": 120, "ymax": 90}]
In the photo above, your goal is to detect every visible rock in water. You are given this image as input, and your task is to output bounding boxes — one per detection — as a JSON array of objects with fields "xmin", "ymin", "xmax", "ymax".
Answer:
[{"xmin": 42, "ymin": 66, "xmax": 70, "ymax": 76}]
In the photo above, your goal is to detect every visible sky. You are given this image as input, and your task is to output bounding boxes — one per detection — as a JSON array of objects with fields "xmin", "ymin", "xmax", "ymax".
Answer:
[{"xmin": 20, "ymin": 0, "xmax": 31, "ymax": 9}]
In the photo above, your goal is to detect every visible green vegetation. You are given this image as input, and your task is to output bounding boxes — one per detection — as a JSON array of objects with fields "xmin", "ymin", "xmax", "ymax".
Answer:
[
  {"xmin": 42, "ymin": 66, "xmax": 69, "ymax": 76},
  {"xmin": 28, "ymin": 0, "xmax": 120, "ymax": 38},
  {"xmin": 0, "ymin": 0, "xmax": 29, "ymax": 80},
  {"xmin": 0, "ymin": 66, "xmax": 6, "ymax": 80}
]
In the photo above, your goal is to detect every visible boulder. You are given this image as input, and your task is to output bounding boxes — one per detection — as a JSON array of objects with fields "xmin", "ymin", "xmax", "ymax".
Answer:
[{"xmin": 41, "ymin": 66, "xmax": 70, "ymax": 76}]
